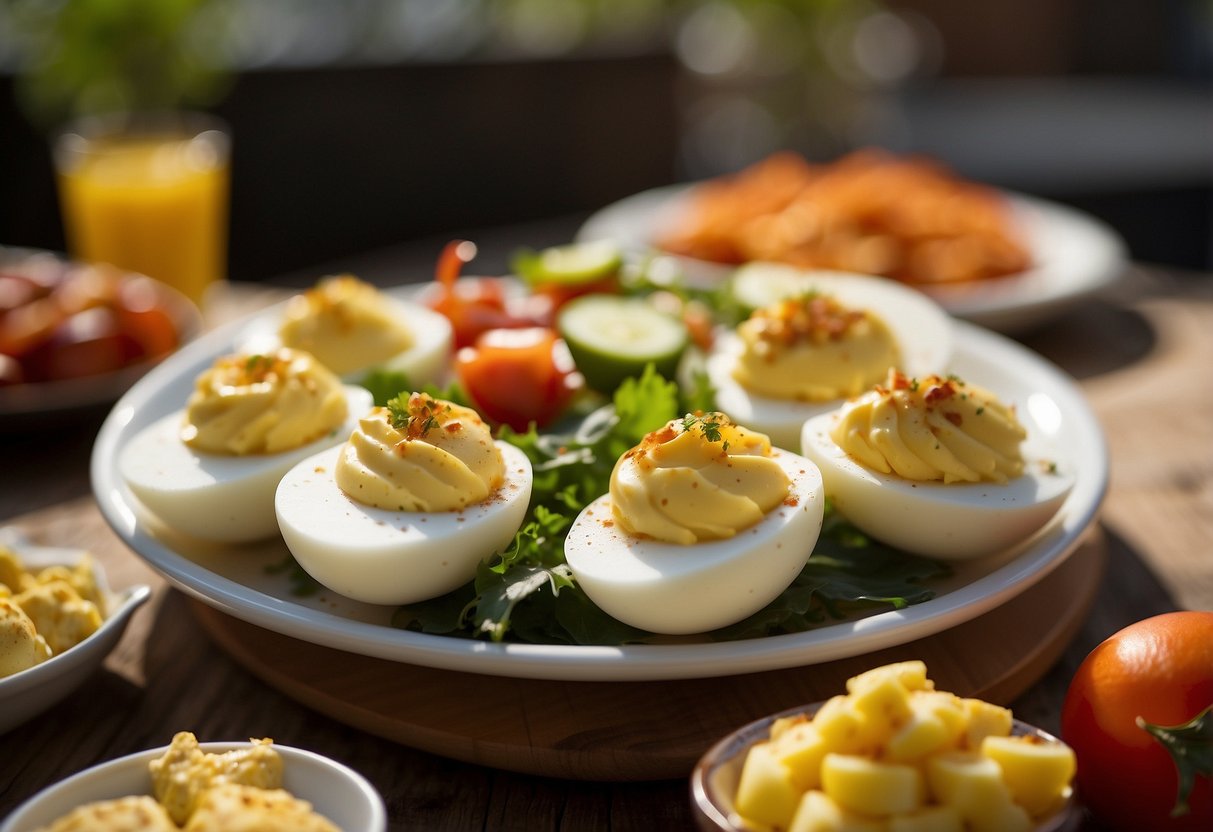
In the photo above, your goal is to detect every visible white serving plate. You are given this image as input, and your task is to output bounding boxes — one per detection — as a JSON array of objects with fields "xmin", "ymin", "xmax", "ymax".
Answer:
[
  {"xmin": 0, "ymin": 529, "xmax": 150, "ymax": 734},
  {"xmin": 575, "ymin": 184, "xmax": 1128, "ymax": 333},
  {"xmin": 0, "ymin": 741, "xmax": 386, "ymax": 832},
  {"xmin": 90, "ymin": 291, "xmax": 1107, "ymax": 682}
]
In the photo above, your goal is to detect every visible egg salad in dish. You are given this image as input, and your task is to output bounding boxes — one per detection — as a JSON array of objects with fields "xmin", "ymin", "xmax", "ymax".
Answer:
[
  {"xmin": 119, "ymin": 348, "xmax": 372, "ymax": 544},
  {"xmin": 705, "ymin": 267, "xmax": 953, "ymax": 450},
  {"xmin": 0, "ymin": 544, "xmax": 103, "ymax": 678},
  {"xmin": 242, "ymin": 274, "xmax": 453, "ymax": 385},
  {"xmin": 275, "ymin": 392, "xmax": 533, "ymax": 606},
  {"xmin": 563, "ymin": 411, "xmax": 825, "ymax": 635},
  {"xmin": 800, "ymin": 370, "xmax": 1074, "ymax": 560},
  {"xmin": 33, "ymin": 732, "xmax": 339, "ymax": 832}
]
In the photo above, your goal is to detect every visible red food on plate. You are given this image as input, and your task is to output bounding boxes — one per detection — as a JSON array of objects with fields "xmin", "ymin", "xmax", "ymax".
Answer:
[
  {"xmin": 455, "ymin": 327, "xmax": 580, "ymax": 432},
  {"xmin": 0, "ymin": 256, "xmax": 187, "ymax": 386}
]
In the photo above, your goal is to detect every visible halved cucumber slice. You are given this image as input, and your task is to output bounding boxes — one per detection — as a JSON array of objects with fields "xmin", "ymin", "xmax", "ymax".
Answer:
[
  {"xmin": 557, "ymin": 294, "xmax": 688, "ymax": 392},
  {"xmin": 513, "ymin": 239, "xmax": 623, "ymax": 287}
]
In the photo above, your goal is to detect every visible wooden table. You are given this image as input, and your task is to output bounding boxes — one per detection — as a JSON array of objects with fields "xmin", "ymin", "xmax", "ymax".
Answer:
[{"xmin": 2, "ymin": 258, "xmax": 1210, "ymax": 830}]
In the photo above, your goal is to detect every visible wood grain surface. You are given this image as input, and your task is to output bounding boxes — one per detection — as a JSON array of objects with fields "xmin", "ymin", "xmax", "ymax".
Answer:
[{"xmin": 2, "ymin": 264, "xmax": 1210, "ymax": 830}]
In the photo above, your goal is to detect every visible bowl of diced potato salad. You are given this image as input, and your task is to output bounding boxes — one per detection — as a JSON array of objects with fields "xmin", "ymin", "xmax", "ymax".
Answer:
[{"xmin": 690, "ymin": 661, "xmax": 1079, "ymax": 832}]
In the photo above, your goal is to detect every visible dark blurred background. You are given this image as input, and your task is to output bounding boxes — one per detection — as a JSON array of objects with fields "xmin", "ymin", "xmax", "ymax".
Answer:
[{"xmin": 1, "ymin": 0, "xmax": 1209, "ymax": 283}]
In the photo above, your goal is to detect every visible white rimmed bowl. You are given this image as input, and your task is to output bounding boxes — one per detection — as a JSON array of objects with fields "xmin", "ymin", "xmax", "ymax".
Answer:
[
  {"xmin": 690, "ymin": 701, "xmax": 1080, "ymax": 832},
  {"xmin": 0, "ymin": 741, "xmax": 387, "ymax": 832},
  {"xmin": 0, "ymin": 529, "xmax": 150, "ymax": 734}
]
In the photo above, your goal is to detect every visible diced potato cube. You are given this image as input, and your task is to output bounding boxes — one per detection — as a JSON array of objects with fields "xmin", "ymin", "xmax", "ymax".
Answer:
[
  {"xmin": 887, "ymin": 805, "xmax": 964, "ymax": 832},
  {"xmin": 849, "ymin": 675, "xmax": 913, "ymax": 742},
  {"xmin": 885, "ymin": 706, "xmax": 951, "ymax": 762},
  {"xmin": 980, "ymin": 735, "xmax": 1076, "ymax": 817},
  {"xmin": 772, "ymin": 721, "xmax": 830, "ymax": 791},
  {"xmin": 961, "ymin": 699, "xmax": 1013, "ymax": 749},
  {"xmin": 821, "ymin": 753, "xmax": 922, "ymax": 817},
  {"xmin": 925, "ymin": 751, "xmax": 1030, "ymax": 831},
  {"xmin": 813, "ymin": 695, "xmax": 875, "ymax": 755},
  {"xmin": 847, "ymin": 661, "xmax": 933, "ymax": 694},
  {"xmin": 788, "ymin": 790, "xmax": 887, "ymax": 832},
  {"xmin": 911, "ymin": 691, "xmax": 967, "ymax": 746},
  {"xmin": 735, "ymin": 741, "xmax": 802, "ymax": 829}
]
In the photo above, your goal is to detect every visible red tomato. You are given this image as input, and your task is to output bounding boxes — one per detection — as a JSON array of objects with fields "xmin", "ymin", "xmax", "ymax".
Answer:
[
  {"xmin": 530, "ymin": 274, "xmax": 618, "ymax": 312},
  {"xmin": 455, "ymin": 327, "xmax": 580, "ymax": 431},
  {"xmin": 425, "ymin": 240, "xmax": 546, "ymax": 348},
  {"xmin": 1061, "ymin": 611, "xmax": 1213, "ymax": 831}
]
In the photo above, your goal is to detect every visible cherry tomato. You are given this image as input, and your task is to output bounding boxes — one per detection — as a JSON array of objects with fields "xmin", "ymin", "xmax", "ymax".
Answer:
[
  {"xmin": 426, "ymin": 240, "xmax": 546, "ymax": 348},
  {"xmin": 530, "ymin": 274, "xmax": 619, "ymax": 312},
  {"xmin": 455, "ymin": 327, "xmax": 580, "ymax": 432},
  {"xmin": 1061, "ymin": 611, "xmax": 1213, "ymax": 831}
]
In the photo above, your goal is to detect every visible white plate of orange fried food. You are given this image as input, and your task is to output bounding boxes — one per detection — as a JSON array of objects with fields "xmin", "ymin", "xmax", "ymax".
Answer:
[{"xmin": 577, "ymin": 149, "xmax": 1127, "ymax": 332}]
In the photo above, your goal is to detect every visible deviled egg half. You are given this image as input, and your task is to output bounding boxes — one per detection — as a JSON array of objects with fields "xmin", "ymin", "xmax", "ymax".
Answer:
[
  {"xmin": 120, "ymin": 348, "xmax": 372, "ymax": 543},
  {"xmin": 241, "ymin": 274, "xmax": 453, "ymax": 385},
  {"xmin": 800, "ymin": 370, "xmax": 1075, "ymax": 560},
  {"xmin": 705, "ymin": 266, "xmax": 953, "ymax": 450},
  {"xmin": 564, "ymin": 412, "xmax": 824, "ymax": 635},
  {"xmin": 275, "ymin": 393, "xmax": 532, "ymax": 605}
]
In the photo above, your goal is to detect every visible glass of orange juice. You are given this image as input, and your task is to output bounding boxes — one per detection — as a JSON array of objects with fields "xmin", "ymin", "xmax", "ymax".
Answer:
[{"xmin": 53, "ymin": 112, "xmax": 230, "ymax": 307}]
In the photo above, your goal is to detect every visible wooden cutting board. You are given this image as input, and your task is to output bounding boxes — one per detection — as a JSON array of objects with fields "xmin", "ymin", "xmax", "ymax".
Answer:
[{"xmin": 191, "ymin": 529, "xmax": 1104, "ymax": 782}]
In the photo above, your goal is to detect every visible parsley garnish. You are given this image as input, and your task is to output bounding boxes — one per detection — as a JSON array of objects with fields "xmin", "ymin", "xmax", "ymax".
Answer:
[{"xmin": 681, "ymin": 411, "xmax": 727, "ymax": 444}]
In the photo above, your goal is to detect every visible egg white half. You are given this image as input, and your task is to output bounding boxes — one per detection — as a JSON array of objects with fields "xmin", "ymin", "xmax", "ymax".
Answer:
[
  {"xmin": 800, "ymin": 411, "xmax": 1074, "ymax": 561},
  {"xmin": 239, "ymin": 295, "xmax": 453, "ymax": 386},
  {"xmin": 119, "ymin": 386, "xmax": 373, "ymax": 544},
  {"xmin": 275, "ymin": 441, "xmax": 532, "ymax": 606},
  {"xmin": 564, "ymin": 449, "xmax": 825, "ymax": 635},
  {"xmin": 708, "ymin": 270, "xmax": 955, "ymax": 451}
]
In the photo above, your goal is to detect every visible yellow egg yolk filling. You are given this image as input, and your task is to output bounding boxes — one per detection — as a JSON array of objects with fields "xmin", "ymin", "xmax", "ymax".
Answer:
[
  {"xmin": 182, "ymin": 348, "xmax": 349, "ymax": 455},
  {"xmin": 732, "ymin": 294, "xmax": 900, "ymax": 401},
  {"xmin": 335, "ymin": 392, "xmax": 504, "ymax": 512},
  {"xmin": 831, "ymin": 370, "xmax": 1026, "ymax": 484},
  {"xmin": 278, "ymin": 274, "xmax": 413, "ymax": 375},
  {"xmin": 609, "ymin": 413, "xmax": 791, "ymax": 545}
]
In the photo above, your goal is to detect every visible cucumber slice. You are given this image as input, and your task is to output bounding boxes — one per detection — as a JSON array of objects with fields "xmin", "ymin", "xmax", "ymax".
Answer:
[
  {"xmin": 729, "ymin": 262, "xmax": 823, "ymax": 312},
  {"xmin": 557, "ymin": 294, "xmax": 688, "ymax": 392},
  {"xmin": 513, "ymin": 239, "xmax": 623, "ymax": 287}
]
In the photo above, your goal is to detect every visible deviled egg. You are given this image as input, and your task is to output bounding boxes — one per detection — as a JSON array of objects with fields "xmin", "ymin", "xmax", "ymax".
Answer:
[
  {"xmin": 705, "ymin": 267, "xmax": 953, "ymax": 450},
  {"xmin": 243, "ymin": 274, "xmax": 453, "ymax": 385},
  {"xmin": 800, "ymin": 370, "xmax": 1074, "ymax": 560},
  {"xmin": 120, "ymin": 348, "xmax": 372, "ymax": 543},
  {"xmin": 275, "ymin": 392, "xmax": 532, "ymax": 605},
  {"xmin": 564, "ymin": 412, "xmax": 824, "ymax": 635}
]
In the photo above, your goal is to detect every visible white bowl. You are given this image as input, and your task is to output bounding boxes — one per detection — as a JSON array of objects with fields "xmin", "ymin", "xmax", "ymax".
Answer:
[
  {"xmin": 1, "ymin": 741, "xmax": 387, "ymax": 832},
  {"xmin": 0, "ymin": 529, "xmax": 151, "ymax": 734}
]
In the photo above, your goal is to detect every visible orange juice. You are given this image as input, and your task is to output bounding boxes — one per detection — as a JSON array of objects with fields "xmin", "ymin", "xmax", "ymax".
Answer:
[{"xmin": 55, "ymin": 115, "xmax": 230, "ymax": 305}]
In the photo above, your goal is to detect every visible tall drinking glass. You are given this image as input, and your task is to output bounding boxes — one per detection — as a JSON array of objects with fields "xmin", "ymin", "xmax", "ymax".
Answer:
[{"xmin": 54, "ymin": 112, "xmax": 230, "ymax": 306}]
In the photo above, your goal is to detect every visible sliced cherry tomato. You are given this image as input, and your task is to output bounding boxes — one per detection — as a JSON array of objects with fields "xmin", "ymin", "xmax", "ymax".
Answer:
[
  {"xmin": 455, "ymin": 327, "xmax": 580, "ymax": 431},
  {"xmin": 530, "ymin": 274, "xmax": 619, "ymax": 313},
  {"xmin": 426, "ymin": 240, "xmax": 547, "ymax": 348}
]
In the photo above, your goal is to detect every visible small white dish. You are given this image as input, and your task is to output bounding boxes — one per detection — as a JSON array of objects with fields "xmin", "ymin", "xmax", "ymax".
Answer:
[
  {"xmin": 0, "ymin": 741, "xmax": 387, "ymax": 832},
  {"xmin": 690, "ymin": 701, "xmax": 1079, "ymax": 832},
  {"xmin": 0, "ymin": 529, "xmax": 150, "ymax": 734}
]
